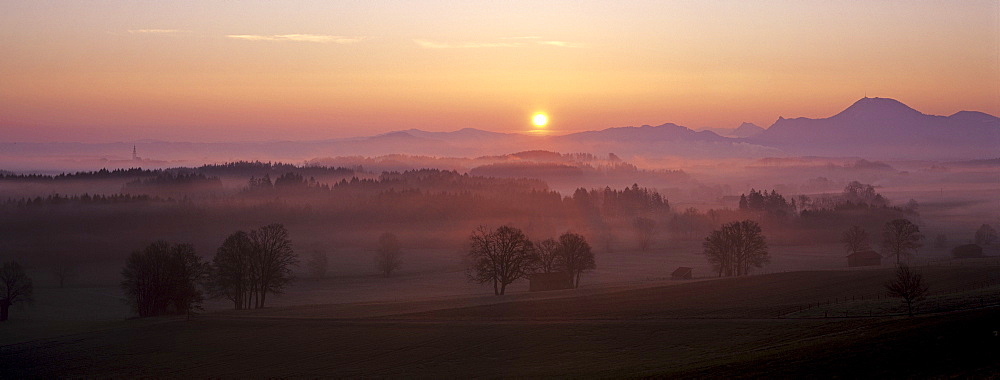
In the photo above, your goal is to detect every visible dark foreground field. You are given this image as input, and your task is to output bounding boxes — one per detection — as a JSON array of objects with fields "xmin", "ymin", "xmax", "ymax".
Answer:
[{"xmin": 3, "ymin": 266, "xmax": 999, "ymax": 378}]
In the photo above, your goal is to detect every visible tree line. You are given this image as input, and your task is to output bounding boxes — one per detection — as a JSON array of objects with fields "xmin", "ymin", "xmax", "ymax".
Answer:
[
  {"xmin": 466, "ymin": 226, "xmax": 596, "ymax": 295},
  {"xmin": 120, "ymin": 223, "xmax": 298, "ymax": 316}
]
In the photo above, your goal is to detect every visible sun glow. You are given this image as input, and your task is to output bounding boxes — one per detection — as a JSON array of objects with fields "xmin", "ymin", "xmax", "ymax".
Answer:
[{"xmin": 532, "ymin": 113, "xmax": 548, "ymax": 127}]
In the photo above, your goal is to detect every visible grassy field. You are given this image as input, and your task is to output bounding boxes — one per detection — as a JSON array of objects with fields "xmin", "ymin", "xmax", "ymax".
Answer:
[{"xmin": 3, "ymin": 262, "xmax": 999, "ymax": 378}]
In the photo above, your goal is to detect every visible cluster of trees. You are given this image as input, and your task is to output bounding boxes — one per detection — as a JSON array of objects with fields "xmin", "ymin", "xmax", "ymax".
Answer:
[
  {"xmin": 466, "ymin": 226, "xmax": 596, "ymax": 295},
  {"xmin": 739, "ymin": 189, "xmax": 795, "ymax": 216},
  {"xmin": 197, "ymin": 160, "xmax": 355, "ymax": 179},
  {"xmin": 702, "ymin": 220, "xmax": 770, "ymax": 277},
  {"xmin": 798, "ymin": 181, "xmax": 892, "ymax": 212},
  {"xmin": 3, "ymin": 193, "xmax": 164, "ymax": 208},
  {"xmin": 120, "ymin": 241, "xmax": 206, "ymax": 317},
  {"xmin": 119, "ymin": 223, "xmax": 298, "ymax": 316},
  {"xmin": 571, "ymin": 184, "xmax": 670, "ymax": 220},
  {"xmin": 0, "ymin": 167, "xmax": 160, "ymax": 181},
  {"xmin": 208, "ymin": 224, "xmax": 298, "ymax": 310},
  {"xmin": 840, "ymin": 219, "xmax": 925, "ymax": 264},
  {"xmin": 243, "ymin": 172, "xmax": 330, "ymax": 194}
]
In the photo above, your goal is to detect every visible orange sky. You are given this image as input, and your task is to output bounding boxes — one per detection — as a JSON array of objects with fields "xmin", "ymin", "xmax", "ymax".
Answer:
[{"xmin": 1, "ymin": 1, "xmax": 997, "ymax": 142}]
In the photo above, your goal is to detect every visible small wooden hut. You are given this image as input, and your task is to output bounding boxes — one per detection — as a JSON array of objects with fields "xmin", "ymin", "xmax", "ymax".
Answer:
[{"xmin": 671, "ymin": 267, "xmax": 693, "ymax": 280}]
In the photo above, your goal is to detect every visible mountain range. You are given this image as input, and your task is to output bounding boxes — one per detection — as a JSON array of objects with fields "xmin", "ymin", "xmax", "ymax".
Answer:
[{"xmin": 1, "ymin": 97, "xmax": 996, "ymax": 171}]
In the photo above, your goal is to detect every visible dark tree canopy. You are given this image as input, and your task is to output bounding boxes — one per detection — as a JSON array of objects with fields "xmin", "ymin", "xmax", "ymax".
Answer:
[
  {"xmin": 557, "ymin": 232, "xmax": 596, "ymax": 288},
  {"xmin": 881, "ymin": 219, "xmax": 923, "ymax": 265},
  {"xmin": 974, "ymin": 224, "xmax": 997, "ymax": 246},
  {"xmin": 842, "ymin": 181, "xmax": 888, "ymax": 207},
  {"xmin": 739, "ymin": 189, "xmax": 794, "ymax": 215},
  {"xmin": 841, "ymin": 225, "xmax": 871, "ymax": 254},
  {"xmin": 120, "ymin": 241, "xmax": 207, "ymax": 317},
  {"xmin": 467, "ymin": 225, "xmax": 535, "ymax": 295},
  {"xmin": 885, "ymin": 264, "xmax": 928, "ymax": 317},
  {"xmin": 210, "ymin": 231, "xmax": 255, "ymax": 310},
  {"xmin": 1, "ymin": 261, "xmax": 34, "ymax": 322},
  {"xmin": 703, "ymin": 220, "xmax": 770, "ymax": 277},
  {"xmin": 209, "ymin": 224, "xmax": 297, "ymax": 310},
  {"xmin": 247, "ymin": 223, "xmax": 298, "ymax": 308},
  {"xmin": 376, "ymin": 232, "xmax": 402, "ymax": 277}
]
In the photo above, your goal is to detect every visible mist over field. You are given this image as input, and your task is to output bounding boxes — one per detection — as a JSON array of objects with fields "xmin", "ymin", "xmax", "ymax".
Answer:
[{"xmin": 3, "ymin": 0, "xmax": 1000, "ymax": 376}]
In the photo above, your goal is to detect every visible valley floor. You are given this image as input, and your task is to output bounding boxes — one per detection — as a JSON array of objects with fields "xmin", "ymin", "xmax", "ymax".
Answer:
[{"xmin": 2, "ymin": 262, "xmax": 999, "ymax": 378}]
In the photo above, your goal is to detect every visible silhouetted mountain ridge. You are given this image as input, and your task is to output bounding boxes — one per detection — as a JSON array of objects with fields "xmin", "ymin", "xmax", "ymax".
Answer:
[{"xmin": 751, "ymin": 97, "xmax": 998, "ymax": 159}]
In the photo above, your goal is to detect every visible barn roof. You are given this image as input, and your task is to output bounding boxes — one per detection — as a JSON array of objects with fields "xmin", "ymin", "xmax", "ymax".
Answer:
[{"xmin": 671, "ymin": 267, "xmax": 693, "ymax": 276}]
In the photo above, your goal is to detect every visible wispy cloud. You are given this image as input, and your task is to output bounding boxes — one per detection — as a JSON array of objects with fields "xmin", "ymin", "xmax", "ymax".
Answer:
[
  {"xmin": 128, "ymin": 29, "xmax": 188, "ymax": 34},
  {"xmin": 536, "ymin": 40, "xmax": 585, "ymax": 48},
  {"xmin": 226, "ymin": 34, "xmax": 365, "ymax": 44},
  {"xmin": 414, "ymin": 37, "xmax": 584, "ymax": 49}
]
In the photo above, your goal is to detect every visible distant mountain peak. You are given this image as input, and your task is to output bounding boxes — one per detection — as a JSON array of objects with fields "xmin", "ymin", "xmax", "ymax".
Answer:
[
  {"xmin": 949, "ymin": 110, "xmax": 1000, "ymax": 123},
  {"xmin": 833, "ymin": 97, "xmax": 923, "ymax": 119},
  {"xmin": 731, "ymin": 122, "xmax": 765, "ymax": 138}
]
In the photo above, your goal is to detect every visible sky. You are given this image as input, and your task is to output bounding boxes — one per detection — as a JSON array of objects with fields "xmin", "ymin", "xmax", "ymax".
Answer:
[{"xmin": 1, "ymin": 0, "xmax": 997, "ymax": 142}]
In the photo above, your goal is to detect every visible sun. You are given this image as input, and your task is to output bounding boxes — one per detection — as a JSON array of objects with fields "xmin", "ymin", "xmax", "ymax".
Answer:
[{"xmin": 532, "ymin": 113, "xmax": 548, "ymax": 127}]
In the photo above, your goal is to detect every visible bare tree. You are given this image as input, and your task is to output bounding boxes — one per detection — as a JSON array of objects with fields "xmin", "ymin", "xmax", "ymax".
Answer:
[
  {"xmin": 703, "ymin": 220, "xmax": 770, "ymax": 277},
  {"xmin": 307, "ymin": 250, "xmax": 329, "ymax": 279},
  {"xmin": 1, "ymin": 261, "xmax": 34, "ymax": 322},
  {"xmin": 881, "ymin": 219, "xmax": 923, "ymax": 265},
  {"xmin": 531, "ymin": 238, "xmax": 561, "ymax": 274},
  {"xmin": 885, "ymin": 264, "xmax": 928, "ymax": 317},
  {"xmin": 974, "ymin": 224, "xmax": 997, "ymax": 246},
  {"xmin": 248, "ymin": 223, "xmax": 297, "ymax": 309},
  {"xmin": 121, "ymin": 241, "xmax": 206, "ymax": 317},
  {"xmin": 632, "ymin": 216, "xmax": 656, "ymax": 251},
  {"xmin": 209, "ymin": 225, "xmax": 297, "ymax": 310},
  {"xmin": 558, "ymin": 232, "xmax": 596, "ymax": 288},
  {"xmin": 376, "ymin": 232, "xmax": 402, "ymax": 277},
  {"xmin": 467, "ymin": 226, "xmax": 535, "ymax": 295},
  {"xmin": 841, "ymin": 225, "xmax": 871, "ymax": 254},
  {"xmin": 209, "ymin": 231, "xmax": 255, "ymax": 310}
]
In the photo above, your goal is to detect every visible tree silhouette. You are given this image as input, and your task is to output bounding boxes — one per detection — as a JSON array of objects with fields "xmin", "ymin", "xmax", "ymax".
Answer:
[
  {"xmin": 209, "ymin": 231, "xmax": 255, "ymax": 310},
  {"xmin": 121, "ymin": 241, "xmax": 206, "ymax": 317},
  {"xmin": 1, "ymin": 261, "xmax": 34, "ymax": 322},
  {"xmin": 376, "ymin": 232, "xmax": 402, "ymax": 277},
  {"xmin": 841, "ymin": 225, "xmax": 871, "ymax": 254},
  {"xmin": 531, "ymin": 238, "xmax": 561, "ymax": 274},
  {"xmin": 557, "ymin": 232, "xmax": 596, "ymax": 288},
  {"xmin": 703, "ymin": 220, "xmax": 769, "ymax": 277},
  {"xmin": 467, "ymin": 226, "xmax": 534, "ymax": 295},
  {"xmin": 974, "ymin": 224, "xmax": 997, "ymax": 246},
  {"xmin": 209, "ymin": 224, "xmax": 297, "ymax": 310},
  {"xmin": 885, "ymin": 264, "xmax": 928, "ymax": 317},
  {"xmin": 881, "ymin": 219, "xmax": 923, "ymax": 265},
  {"xmin": 248, "ymin": 224, "xmax": 297, "ymax": 309},
  {"xmin": 632, "ymin": 217, "xmax": 656, "ymax": 251}
]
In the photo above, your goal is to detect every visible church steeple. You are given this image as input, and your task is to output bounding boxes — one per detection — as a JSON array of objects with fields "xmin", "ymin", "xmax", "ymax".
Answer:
[{"xmin": 132, "ymin": 145, "xmax": 138, "ymax": 161}]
